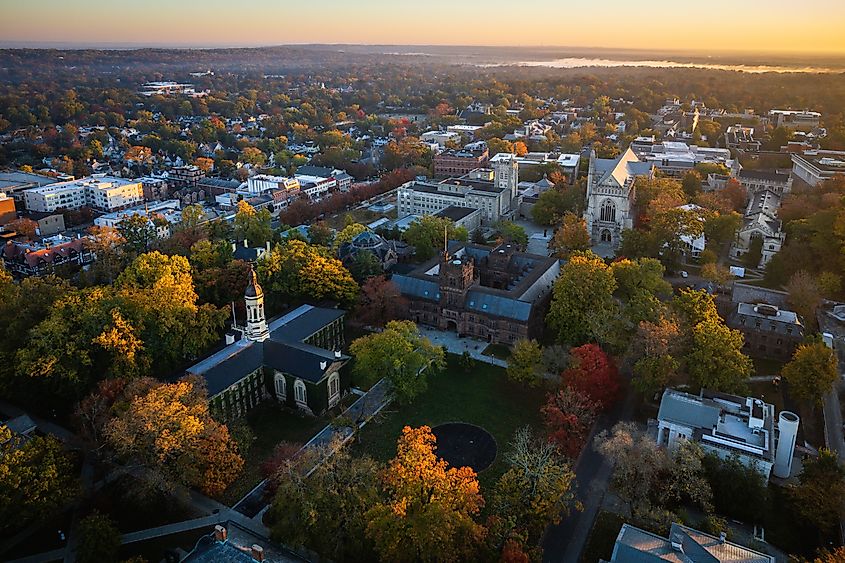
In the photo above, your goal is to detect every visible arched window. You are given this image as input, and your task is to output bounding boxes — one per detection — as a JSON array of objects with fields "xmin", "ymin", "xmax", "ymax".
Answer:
[
  {"xmin": 600, "ymin": 229, "xmax": 612, "ymax": 243},
  {"xmin": 328, "ymin": 373, "xmax": 340, "ymax": 407},
  {"xmin": 600, "ymin": 199, "xmax": 616, "ymax": 222},
  {"xmin": 294, "ymin": 379, "xmax": 307, "ymax": 406},
  {"xmin": 274, "ymin": 372, "xmax": 286, "ymax": 400}
]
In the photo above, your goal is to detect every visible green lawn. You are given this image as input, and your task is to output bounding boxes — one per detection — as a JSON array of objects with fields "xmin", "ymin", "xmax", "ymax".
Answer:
[
  {"xmin": 481, "ymin": 343, "xmax": 511, "ymax": 361},
  {"xmin": 353, "ymin": 354, "xmax": 547, "ymax": 494},
  {"xmin": 218, "ymin": 403, "xmax": 327, "ymax": 506}
]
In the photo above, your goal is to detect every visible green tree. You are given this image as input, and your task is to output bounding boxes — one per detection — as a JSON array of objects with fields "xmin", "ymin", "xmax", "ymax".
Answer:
[
  {"xmin": 349, "ymin": 320, "xmax": 445, "ymax": 402},
  {"xmin": 494, "ymin": 221, "xmax": 528, "ymax": 248},
  {"xmin": 702, "ymin": 453, "xmax": 769, "ymax": 524},
  {"xmin": 786, "ymin": 270, "xmax": 822, "ymax": 332},
  {"xmin": 347, "ymin": 251, "xmax": 383, "ymax": 282},
  {"xmin": 0, "ymin": 426, "xmax": 78, "ymax": 534},
  {"xmin": 117, "ymin": 214, "xmax": 157, "ymax": 255},
  {"xmin": 547, "ymin": 252, "xmax": 618, "ymax": 345},
  {"xmin": 791, "ymin": 449, "xmax": 845, "ymax": 534},
  {"xmin": 403, "ymin": 215, "xmax": 468, "ymax": 261},
  {"xmin": 686, "ymin": 320, "xmax": 752, "ymax": 394},
  {"xmin": 76, "ymin": 511, "xmax": 121, "ymax": 563},
  {"xmin": 743, "ymin": 236, "xmax": 764, "ymax": 268},
  {"xmin": 532, "ymin": 188, "xmax": 578, "ymax": 225},
  {"xmin": 233, "ymin": 200, "xmax": 273, "ymax": 247},
  {"xmin": 782, "ymin": 340, "xmax": 838, "ymax": 404},
  {"xmin": 259, "ymin": 240, "xmax": 359, "ymax": 305},
  {"xmin": 551, "ymin": 212, "xmax": 590, "ymax": 258},
  {"xmin": 269, "ymin": 444, "xmax": 380, "ymax": 562},
  {"xmin": 506, "ymin": 339, "xmax": 543, "ymax": 386}
]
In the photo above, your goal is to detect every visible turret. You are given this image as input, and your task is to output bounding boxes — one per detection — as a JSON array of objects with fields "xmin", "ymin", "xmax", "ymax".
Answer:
[{"xmin": 244, "ymin": 266, "xmax": 269, "ymax": 342}]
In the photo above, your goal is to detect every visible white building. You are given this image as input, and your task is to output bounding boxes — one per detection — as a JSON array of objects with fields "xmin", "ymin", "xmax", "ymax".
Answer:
[
  {"xmin": 94, "ymin": 200, "xmax": 183, "ymax": 237},
  {"xmin": 791, "ymin": 150, "xmax": 845, "ymax": 187},
  {"xmin": 768, "ymin": 109, "xmax": 821, "ymax": 131},
  {"xmin": 294, "ymin": 174, "xmax": 336, "ymax": 200},
  {"xmin": 632, "ymin": 141, "xmax": 733, "ymax": 176},
  {"xmin": 656, "ymin": 388, "xmax": 799, "ymax": 479},
  {"xmin": 732, "ymin": 189, "xmax": 785, "ymax": 269},
  {"xmin": 584, "ymin": 147, "xmax": 654, "ymax": 248},
  {"xmin": 24, "ymin": 175, "xmax": 143, "ymax": 213},
  {"xmin": 420, "ymin": 130, "xmax": 462, "ymax": 149},
  {"xmin": 397, "ymin": 154, "xmax": 519, "ymax": 226},
  {"xmin": 247, "ymin": 175, "xmax": 300, "ymax": 195}
]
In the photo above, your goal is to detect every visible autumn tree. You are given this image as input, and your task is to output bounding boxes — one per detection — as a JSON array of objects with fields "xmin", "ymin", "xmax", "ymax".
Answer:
[
  {"xmin": 786, "ymin": 270, "xmax": 822, "ymax": 332},
  {"xmin": 84, "ymin": 225, "xmax": 126, "ymax": 284},
  {"xmin": 0, "ymin": 425, "xmax": 78, "ymax": 534},
  {"xmin": 628, "ymin": 317, "xmax": 682, "ymax": 397},
  {"xmin": 561, "ymin": 344, "xmax": 621, "ymax": 410},
  {"xmin": 403, "ymin": 215, "xmax": 469, "ymax": 261},
  {"xmin": 366, "ymin": 426, "xmax": 485, "ymax": 562},
  {"xmin": 791, "ymin": 449, "xmax": 845, "ymax": 534},
  {"xmin": 102, "ymin": 376, "xmax": 243, "ymax": 497},
  {"xmin": 75, "ymin": 511, "xmax": 121, "ymax": 563},
  {"xmin": 333, "ymin": 222, "xmax": 368, "ymax": 250},
  {"xmin": 6, "ymin": 217, "xmax": 38, "ymax": 239},
  {"xmin": 117, "ymin": 214, "xmax": 157, "ymax": 255},
  {"xmin": 551, "ymin": 212, "xmax": 590, "ymax": 258},
  {"xmin": 355, "ymin": 275, "xmax": 408, "ymax": 328},
  {"xmin": 506, "ymin": 338, "xmax": 544, "ymax": 386},
  {"xmin": 542, "ymin": 387, "xmax": 598, "ymax": 458},
  {"xmin": 490, "ymin": 427, "xmax": 577, "ymax": 549},
  {"xmin": 685, "ymin": 320, "xmax": 752, "ymax": 394},
  {"xmin": 259, "ymin": 240, "xmax": 359, "ymax": 305},
  {"xmin": 233, "ymin": 200, "xmax": 273, "ymax": 247},
  {"xmin": 350, "ymin": 321, "xmax": 444, "ymax": 401},
  {"xmin": 783, "ymin": 340, "xmax": 838, "ymax": 405},
  {"xmin": 269, "ymin": 443, "xmax": 380, "ymax": 562},
  {"xmin": 547, "ymin": 252, "xmax": 618, "ymax": 345}
]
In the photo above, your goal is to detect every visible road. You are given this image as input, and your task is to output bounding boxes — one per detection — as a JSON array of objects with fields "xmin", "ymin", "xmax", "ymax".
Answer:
[{"xmin": 541, "ymin": 392, "xmax": 635, "ymax": 562}]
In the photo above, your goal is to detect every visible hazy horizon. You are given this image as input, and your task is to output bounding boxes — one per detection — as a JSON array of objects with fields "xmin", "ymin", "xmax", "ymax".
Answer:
[{"xmin": 2, "ymin": 0, "xmax": 844, "ymax": 55}]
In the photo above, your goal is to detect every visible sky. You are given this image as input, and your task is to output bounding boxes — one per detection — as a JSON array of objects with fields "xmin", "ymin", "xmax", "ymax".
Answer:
[{"xmin": 1, "ymin": 0, "xmax": 845, "ymax": 54}]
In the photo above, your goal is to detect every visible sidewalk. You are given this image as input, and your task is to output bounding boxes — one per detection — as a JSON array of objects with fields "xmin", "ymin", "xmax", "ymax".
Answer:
[{"xmin": 418, "ymin": 327, "xmax": 508, "ymax": 368}]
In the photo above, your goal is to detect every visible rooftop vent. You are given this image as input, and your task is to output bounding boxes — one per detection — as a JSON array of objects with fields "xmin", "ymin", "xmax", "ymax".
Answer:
[{"xmin": 755, "ymin": 304, "xmax": 779, "ymax": 316}]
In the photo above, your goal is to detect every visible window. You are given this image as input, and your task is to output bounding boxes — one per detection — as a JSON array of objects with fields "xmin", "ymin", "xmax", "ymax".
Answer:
[
  {"xmin": 274, "ymin": 372, "xmax": 286, "ymax": 399},
  {"xmin": 294, "ymin": 379, "xmax": 307, "ymax": 406},
  {"xmin": 600, "ymin": 199, "xmax": 616, "ymax": 222},
  {"xmin": 328, "ymin": 373, "xmax": 340, "ymax": 408}
]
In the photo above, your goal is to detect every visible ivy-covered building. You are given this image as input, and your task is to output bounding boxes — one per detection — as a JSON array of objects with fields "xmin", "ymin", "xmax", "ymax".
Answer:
[{"xmin": 186, "ymin": 268, "xmax": 349, "ymax": 422}]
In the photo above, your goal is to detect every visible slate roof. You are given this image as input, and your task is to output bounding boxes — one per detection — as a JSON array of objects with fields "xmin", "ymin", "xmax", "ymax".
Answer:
[
  {"xmin": 594, "ymin": 147, "xmax": 653, "ymax": 189},
  {"xmin": 187, "ymin": 305, "xmax": 346, "ymax": 396},
  {"xmin": 657, "ymin": 389, "xmax": 720, "ymax": 430},
  {"xmin": 738, "ymin": 169, "xmax": 790, "ymax": 183},
  {"xmin": 392, "ymin": 274, "xmax": 440, "ymax": 301},
  {"xmin": 611, "ymin": 523, "xmax": 775, "ymax": 562},
  {"xmin": 465, "ymin": 291, "xmax": 532, "ymax": 321}
]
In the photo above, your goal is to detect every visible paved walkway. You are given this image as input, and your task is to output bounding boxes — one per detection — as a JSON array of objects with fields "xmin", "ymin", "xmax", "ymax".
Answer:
[{"xmin": 418, "ymin": 327, "xmax": 508, "ymax": 368}]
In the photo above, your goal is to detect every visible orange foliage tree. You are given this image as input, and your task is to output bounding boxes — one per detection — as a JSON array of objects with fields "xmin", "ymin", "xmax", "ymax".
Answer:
[{"xmin": 366, "ymin": 426, "xmax": 485, "ymax": 562}]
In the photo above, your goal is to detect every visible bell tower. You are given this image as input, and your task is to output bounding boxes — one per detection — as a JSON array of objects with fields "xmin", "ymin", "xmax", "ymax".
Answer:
[{"xmin": 244, "ymin": 266, "xmax": 269, "ymax": 342}]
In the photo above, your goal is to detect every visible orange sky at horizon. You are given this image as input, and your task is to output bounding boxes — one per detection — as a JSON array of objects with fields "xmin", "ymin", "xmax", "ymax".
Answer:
[{"xmin": 1, "ymin": 0, "xmax": 844, "ymax": 55}]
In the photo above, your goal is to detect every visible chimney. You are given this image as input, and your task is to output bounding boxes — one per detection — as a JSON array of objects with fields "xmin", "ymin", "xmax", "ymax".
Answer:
[
  {"xmin": 719, "ymin": 532, "xmax": 726, "ymax": 544},
  {"xmin": 243, "ymin": 238, "xmax": 249, "ymax": 248},
  {"xmin": 265, "ymin": 240, "xmax": 271, "ymax": 252},
  {"xmin": 320, "ymin": 361, "xmax": 327, "ymax": 371},
  {"xmin": 251, "ymin": 544, "xmax": 265, "ymax": 561},
  {"xmin": 214, "ymin": 525, "xmax": 227, "ymax": 542},
  {"xmin": 231, "ymin": 241, "xmax": 236, "ymax": 253},
  {"xmin": 334, "ymin": 350, "xmax": 342, "ymax": 359}
]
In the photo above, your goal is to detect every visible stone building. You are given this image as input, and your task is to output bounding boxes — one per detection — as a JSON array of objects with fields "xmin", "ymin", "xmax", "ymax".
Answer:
[
  {"xmin": 433, "ymin": 146, "xmax": 489, "ymax": 178},
  {"xmin": 392, "ymin": 242, "xmax": 560, "ymax": 344},
  {"xmin": 584, "ymin": 147, "xmax": 654, "ymax": 248},
  {"xmin": 186, "ymin": 268, "xmax": 349, "ymax": 421},
  {"xmin": 731, "ymin": 189, "xmax": 785, "ymax": 268},
  {"xmin": 727, "ymin": 302, "xmax": 804, "ymax": 360}
]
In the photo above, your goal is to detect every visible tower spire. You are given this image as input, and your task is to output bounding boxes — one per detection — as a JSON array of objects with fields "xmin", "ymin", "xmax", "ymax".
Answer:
[{"xmin": 244, "ymin": 265, "xmax": 269, "ymax": 342}]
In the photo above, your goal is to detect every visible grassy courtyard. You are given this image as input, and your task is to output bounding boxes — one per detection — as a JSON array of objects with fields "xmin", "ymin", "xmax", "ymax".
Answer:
[{"xmin": 354, "ymin": 354, "xmax": 548, "ymax": 493}]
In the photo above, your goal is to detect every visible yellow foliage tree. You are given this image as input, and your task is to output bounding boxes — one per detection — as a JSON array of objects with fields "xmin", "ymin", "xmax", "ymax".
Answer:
[{"xmin": 366, "ymin": 426, "xmax": 485, "ymax": 562}]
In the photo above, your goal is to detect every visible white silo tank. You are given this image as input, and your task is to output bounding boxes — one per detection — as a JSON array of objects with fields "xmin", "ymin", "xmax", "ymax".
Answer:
[{"xmin": 773, "ymin": 411, "xmax": 800, "ymax": 478}]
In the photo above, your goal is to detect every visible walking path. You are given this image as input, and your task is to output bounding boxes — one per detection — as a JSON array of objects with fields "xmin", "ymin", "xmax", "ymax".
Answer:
[{"xmin": 418, "ymin": 327, "xmax": 508, "ymax": 368}]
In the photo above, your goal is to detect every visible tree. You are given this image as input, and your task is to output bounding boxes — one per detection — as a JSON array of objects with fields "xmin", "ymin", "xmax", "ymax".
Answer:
[
  {"xmin": 685, "ymin": 320, "xmax": 752, "ymax": 394},
  {"xmin": 551, "ymin": 212, "xmax": 589, "ymax": 257},
  {"xmin": 102, "ymin": 376, "xmax": 244, "ymax": 496},
  {"xmin": 681, "ymin": 170, "xmax": 702, "ymax": 198},
  {"xmin": 486, "ymin": 137, "xmax": 513, "ymax": 156},
  {"xmin": 347, "ymin": 251, "xmax": 383, "ymax": 282},
  {"xmin": 506, "ymin": 339, "xmax": 543, "ymax": 386},
  {"xmin": 0, "ymin": 426, "xmax": 78, "ymax": 534},
  {"xmin": 743, "ymin": 236, "xmax": 763, "ymax": 268},
  {"xmin": 269, "ymin": 444, "xmax": 380, "ymax": 562},
  {"xmin": 495, "ymin": 221, "xmax": 528, "ymax": 248},
  {"xmin": 233, "ymin": 200, "xmax": 273, "ymax": 247},
  {"xmin": 786, "ymin": 270, "xmax": 822, "ymax": 332},
  {"xmin": 701, "ymin": 262, "xmax": 731, "ymax": 286},
  {"xmin": 791, "ymin": 449, "xmax": 845, "ymax": 534},
  {"xmin": 76, "ymin": 512, "xmax": 120, "ymax": 563},
  {"xmin": 812, "ymin": 547, "xmax": 845, "ymax": 563},
  {"xmin": 259, "ymin": 240, "xmax": 359, "ymax": 305},
  {"xmin": 334, "ymin": 222, "xmax": 368, "ymax": 250},
  {"xmin": 542, "ymin": 387, "xmax": 598, "ymax": 458},
  {"xmin": 672, "ymin": 288, "xmax": 720, "ymax": 328},
  {"xmin": 701, "ymin": 453, "xmax": 769, "ymax": 524},
  {"xmin": 6, "ymin": 217, "xmax": 38, "ymax": 239},
  {"xmin": 403, "ymin": 215, "xmax": 469, "ymax": 261},
  {"xmin": 349, "ymin": 320, "xmax": 445, "ymax": 402},
  {"xmin": 240, "ymin": 146, "xmax": 266, "ymax": 166},
  {"xmin": 307, "ymin": 221, "xmax": 334, "ymax": 247},
  {"xmin": 547, "ymin": 252, "xmax": 618, "ymax": 345},
  {"xmin": 783, "ymin": 340, "xmax": 838, "ymax": 405},
  {"xmin": 355, "ymin": 275, "xmax": 408, "ymax": 328},
  {"xmin": 366, "ymin": 426, "xmax": 485, "ymax": 563},
  {"xmin": 491, "ymin": 427, "xmax": 577, "ymax": 547},
  {"xmin": 84, "ymin": 225, "xmax": 126, "ymax": 284},
  {"xmin": 117, "ymin": 214, "xmax": 157, "ymax": 255},
  {"xmin": 561, "ymin": 344, "xmax": 620, "ymax": 410},
  {"xmin": 532, "ymin": 188, "xmax": 577, "ymax": 225}
]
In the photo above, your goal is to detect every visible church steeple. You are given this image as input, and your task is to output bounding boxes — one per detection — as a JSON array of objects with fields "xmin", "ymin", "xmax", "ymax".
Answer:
[{"xmin": 244, "ymin": 266, "xmax": 269, "ymax": 342}]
